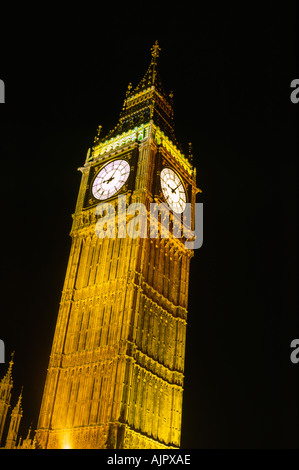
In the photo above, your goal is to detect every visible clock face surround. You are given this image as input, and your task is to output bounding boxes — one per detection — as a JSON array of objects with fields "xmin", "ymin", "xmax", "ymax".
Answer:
[
  {"xmin": 92, "ymin": 159, "xmax": 130, "ymax": 200},
  {"xmin": 160, "ymin": 167, "xmax": 187, "ymax": 213}
]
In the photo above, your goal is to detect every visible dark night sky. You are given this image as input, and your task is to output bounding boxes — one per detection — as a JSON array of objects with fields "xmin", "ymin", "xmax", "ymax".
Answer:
[{"xmin": 0, "ymin": 4, "xmax": 298, "ymax": 449}]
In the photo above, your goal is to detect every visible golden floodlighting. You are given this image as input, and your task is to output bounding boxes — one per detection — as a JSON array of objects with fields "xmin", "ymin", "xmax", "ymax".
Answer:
[{"xmin": 35, "ymin": 41, "xmax": 199, "ymax": 449}]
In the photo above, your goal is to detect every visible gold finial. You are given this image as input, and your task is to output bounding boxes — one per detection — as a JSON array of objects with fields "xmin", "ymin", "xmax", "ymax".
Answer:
[
  {"xmin": 14, "ymin": 387, "xmax": 23, "ymax": 412},
  {"xmin": 151, "ymin": 40, "xmax": 161, "ymax": 60},
  {"xmin": 8, "ymin": 351, "xmax": 15, "ymax": 372}
]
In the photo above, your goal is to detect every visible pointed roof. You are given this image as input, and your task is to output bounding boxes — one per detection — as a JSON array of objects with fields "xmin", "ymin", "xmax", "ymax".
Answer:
[
  {"xmin": 0, "ymin": 351, "xmax": 14, "ymax": 386},
  {"xmin": 96, "ymin": 41, "xmax": 179, "ymax": 147},
  {"xmin": 12, "ymin": 387, "xmax": 23, "ymax": 415},
  {"xmin": 130, "ymin": 40, "xmax": 163, "ymax": 94}
]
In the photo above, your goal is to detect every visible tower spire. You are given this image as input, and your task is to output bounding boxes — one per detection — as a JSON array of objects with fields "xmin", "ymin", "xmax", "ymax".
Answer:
[
  {"xmin": 92, "ymin": 40, "xmax": 179, "ymax": 149},
  {"xmin": 1, "ymin": 351, "xmax": 15, "ymax": 385},
  {"xmin": 150, "ymin": 40, "xmax": 161, "ymax": 85},
  {"xmin": 16, "ymin": 386, "xmax": 23, "ymax": 409},
  {"xmin": 151, "ymin": 40, "xmax": 161, "ymax": 60},
  {"xmin": 5, "ymin": 387, "xmax": 23, "ymax": 449},
  {"xmin": 0, "ymin": 351, "xmax": 15, "ymax": 446},
  {"xmin": 7, "ymin": 351, "xmax": 14, "ymax": 378}
]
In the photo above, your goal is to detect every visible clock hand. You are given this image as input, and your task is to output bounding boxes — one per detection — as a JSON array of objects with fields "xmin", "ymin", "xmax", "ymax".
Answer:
[
  {"xmin": 166, "ymin": 182, "xmax": 174, "ymax": 191},
  {"xmin": 109, "ymin": 168, "xmax": 119, "ymax": 180},
  {"xmin": 166, "ymin": 181, "xmax": 179, "ymax": 193},
  {"xmin": 103, "ymin": 167, "xmax": 119, "ymax": 184},
  {"xmin": 103, "ymin": 176, "xmax": 114, "ymax": 184},
  {"xmin": 171, "ymin": 182, "xmax": 181, "ymax": 193}
]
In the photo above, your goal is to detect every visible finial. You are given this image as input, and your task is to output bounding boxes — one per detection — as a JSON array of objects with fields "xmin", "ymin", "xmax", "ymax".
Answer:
[
  {"xmin": 14, "ymin": 386, "xmax": 23, "ymax": 411},
  {"xmin": 151, "ymin": 40, "xmax": 161, "ymax": 60},
  {"xmin": 1, "ymin": 351, "xmax": 14, "ymax": 384},
  {"xmin": 7, "ymin": 351, "xmax": 14, "ymax": 373},
  {"xmin": 26, "ymin": 422, "xmax": 33, "ymax": 439}
]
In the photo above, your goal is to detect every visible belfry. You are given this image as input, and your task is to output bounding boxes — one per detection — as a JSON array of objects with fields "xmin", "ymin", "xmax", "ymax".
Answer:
[{"xmin": 35, "ymin": 41, "xmax": 199, "ymax": 449}]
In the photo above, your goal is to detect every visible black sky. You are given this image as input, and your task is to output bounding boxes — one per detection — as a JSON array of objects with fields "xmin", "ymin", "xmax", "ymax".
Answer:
[{"xmin": 0, "ymin": 4, "xmax": 298, "ymax": 449}]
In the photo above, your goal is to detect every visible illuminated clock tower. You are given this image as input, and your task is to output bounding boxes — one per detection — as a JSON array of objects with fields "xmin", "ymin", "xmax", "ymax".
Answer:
[{"xmin": 36, "ymin": 41, "xmax": 199, "ymax": 449}]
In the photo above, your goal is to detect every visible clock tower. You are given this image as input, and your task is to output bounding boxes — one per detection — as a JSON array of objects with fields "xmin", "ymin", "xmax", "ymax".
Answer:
[{"xmin": 36, "ymin": 41, "xmax": 199, "ymax": 449}]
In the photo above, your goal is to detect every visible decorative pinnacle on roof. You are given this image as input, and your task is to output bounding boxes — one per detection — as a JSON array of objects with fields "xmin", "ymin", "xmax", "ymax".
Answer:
[
  {"xmin": 8, "ymin": 351, "xmax": 14, "ymax": 374},
  {"xmin": 17, "ymin": 387, "xmax": 23, "ymax": 405},
  {"xmin": 148, "ymin": 40, "xmax": 161, "ymax": 87},
  {"xmin": 12, "ymin": 387, "xmax": 23, "ymax": 415},
  {"xmin": 151, "ymin": 40, "xmax": 161, "ymax": 60},
  {"xmin": 1, "ymin": 351, "xmax": 14, "ymax": 385}
]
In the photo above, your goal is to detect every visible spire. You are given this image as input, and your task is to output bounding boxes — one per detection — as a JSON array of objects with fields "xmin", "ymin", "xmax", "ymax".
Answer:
[
  {"xmin": 95, "ymin": 41, "xmax": 179, "ymax": 148},
  {"xmin": 8, "ymin": 351, "xmax": 14, "ymax": 375},
  {"xmin": 5, "ymin": 386, "xmax": 23, "ymax": 449},
  {"xmin": 1, "ymin": 351, "xmax": 14, "ymax": 385},
  {"xmin": 149, "ymin": 40, "xmax": 161, "ymax": 85},
  {"xmin": 15, "ymin": 386, "xmax": 23, "ymax": 413},
  {"xmin": 151, "ymin": 40, "xmax": 161, "ymax": 60},
  {"xmin": 0, "ymin": 351, "xmax": 14, "ymax": 446},
  {"xmin": 128, "ymin": 40, "xmax": 165, "ymax": 95}
]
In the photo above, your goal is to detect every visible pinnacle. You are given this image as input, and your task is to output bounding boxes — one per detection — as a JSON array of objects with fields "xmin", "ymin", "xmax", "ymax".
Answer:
[
  {"xmin": 151, "ymin": 40, "xmax": 161, "ymax": 60},
  {"xmin": 0, "ymin": 351, "xmax": 14, "ymax": 385}
]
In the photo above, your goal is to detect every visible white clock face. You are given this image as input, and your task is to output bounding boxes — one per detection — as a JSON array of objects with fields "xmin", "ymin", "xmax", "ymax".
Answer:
[
  {"xmin": 92, "ymin": 159, "xmax": 130, "ymax": 200},
  {"xmin": 160, "ymin": 168, "xmax": 187, "ymax": 213}
]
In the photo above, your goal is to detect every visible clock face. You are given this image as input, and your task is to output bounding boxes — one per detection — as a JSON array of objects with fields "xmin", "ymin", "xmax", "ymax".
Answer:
[
  {"xmin": 160, "ymin": 168, "xmax": 187, "ymax": 213},
  {"xmin": 92, "ymin": 159, "xmax": 130, "ymax": 200}
]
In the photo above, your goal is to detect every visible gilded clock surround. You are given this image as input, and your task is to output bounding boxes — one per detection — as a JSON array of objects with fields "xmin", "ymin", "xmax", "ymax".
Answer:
[{"xmin": 35, "ymin": 41, "xmax": 199, "ymax": 449}]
